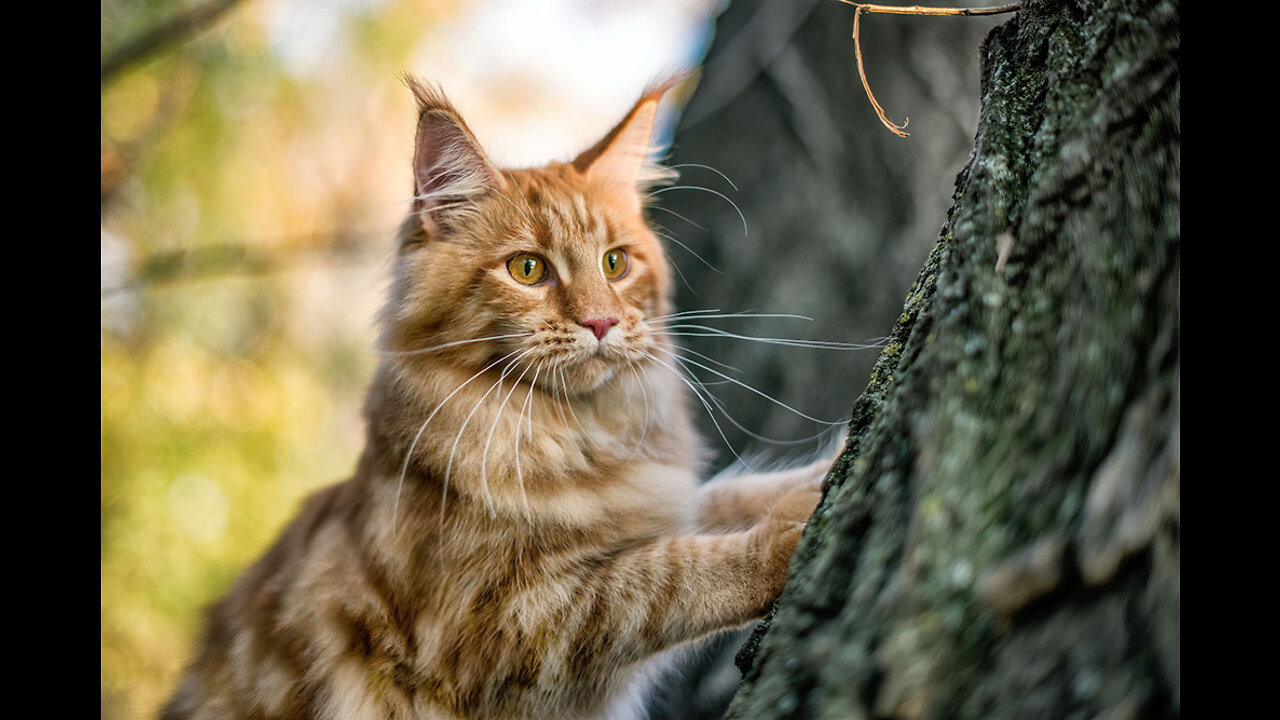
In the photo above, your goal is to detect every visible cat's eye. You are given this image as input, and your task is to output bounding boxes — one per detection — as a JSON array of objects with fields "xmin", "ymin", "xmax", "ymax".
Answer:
[
  {"xmin": 507, "ymin": 253, "xmax": 548, "ymax": 285},
  {"xmin": 602, "ymin": 248, "xmax": 629, "ymax": 280}
]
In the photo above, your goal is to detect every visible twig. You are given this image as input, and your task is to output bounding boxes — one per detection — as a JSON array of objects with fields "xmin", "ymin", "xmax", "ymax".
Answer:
[
  {"xmin": 839, "ymin": 2, "xmax": 1021, "ymax": 16},
  {"xmin": 841, "ymin": 2, "xmax": 1021, "ymax": 138},
  {"xmin": 851, "ymin": 6, "xmax": 910, "ymax": 137},
  {"xmin": 100, "ymin": 231, "xmax": 384, "ymax": 296},
  {"xmin": 101, "ymin": 0, "xmax": 246, "ymax": 86}
]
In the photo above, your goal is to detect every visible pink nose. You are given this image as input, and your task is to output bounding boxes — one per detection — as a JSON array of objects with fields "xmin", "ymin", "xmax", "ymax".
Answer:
[{"xmin": 579, "ymin": 317, "xmax": 619, "ymax": 341}]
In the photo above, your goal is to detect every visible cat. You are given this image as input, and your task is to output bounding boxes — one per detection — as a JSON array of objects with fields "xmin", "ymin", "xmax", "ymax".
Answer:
[{"xmin": 160, "ymin": 75, "xmax": 834, "ymax": 720}]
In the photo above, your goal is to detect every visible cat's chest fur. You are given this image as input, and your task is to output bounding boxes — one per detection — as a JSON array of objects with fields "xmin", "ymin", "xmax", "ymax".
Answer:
[
  {"xmin": 381, "ymin": 358, "xmax": 703, "ymax": 532},
  {"xmin": 163, "ymin": 370, "xmax": 706, "ymax": 720}
]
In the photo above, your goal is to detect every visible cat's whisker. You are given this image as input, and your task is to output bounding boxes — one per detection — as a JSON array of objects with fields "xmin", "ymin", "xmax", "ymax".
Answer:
[
  {"xmin": 446, "ymin": 349, "xmax": 535, "ymax": 521},
  {"xmin": 646, "ymin": 311, "xmax": 815, "ymax": 325},
  {"xmin": 658, "ymin": 347, "xmax": 845, "ymax": 426},
  {"xmin": 482, "ymin": 358, "xmax": 537, "ymax": 520},
  {"xmin": 393, "ymin": 347, "xmax": 525, "ymax": 536},
  {"xmin": 626, "ymin": 361, "xmax": 653, "ymax": 460},
  {"xmin": 645, "ymin": 312, "xmax": 890, "ymax": 352},
  {"xmin": 547, "ymin": 364, "xmax": 572, "ymax": 430},
  {"xmin": 645, "ymin": 307, "xmax": 724, "ymax": 323},
  {"xmin": 379, "ymin": 332, "xmax": 535, "ymax": 357},
  {"xmin": 520, "ymin": 362, "xmax": 542, "ymax": 444},
  {"xmin": 557, "ymin": 365, "xmax": 592, "ymax": 440},
  {"xmin": 648, "ymin": 184, "xmax": 749, "ymax": 238},
  {"xmin": 653, "ymin": 324, "xmax": 887, "ymax": 351},
  {"xmin": 664, "ymin": 344, "xmax": 742, "ymax": 376},
  {"xmin": 680, "ymin": 367, "xmax": 836, "ymax": 447},
  {"xmin": 514, "ymin": 360, "xmax": 543, "ymax": 527},
  {"xmin": 639, "ymin": 350, "xmax": 756, "ymax": 472},
  {"xmin": 651, "ymin": 346, "xmax": 836, "ymax": 448}
]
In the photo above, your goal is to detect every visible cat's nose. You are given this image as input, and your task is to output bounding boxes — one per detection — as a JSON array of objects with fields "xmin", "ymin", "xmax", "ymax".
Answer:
[{"xmin": 579, "ymin": 317, "xmax": 619, "ymax": 341}]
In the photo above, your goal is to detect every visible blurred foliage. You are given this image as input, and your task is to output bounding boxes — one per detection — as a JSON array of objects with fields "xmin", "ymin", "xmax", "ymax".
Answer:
[{"xmin": 101, "ymin": 1, "xmax": 457, "ymax": 717}]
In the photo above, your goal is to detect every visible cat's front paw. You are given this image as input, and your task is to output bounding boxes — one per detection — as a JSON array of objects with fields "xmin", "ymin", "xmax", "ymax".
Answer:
[
  {"xmin": 788, "ymin": 429, "xmax": 848, "ymax": 491},
  {"xmin": 768, "ymin": 482, "xmax": 823, "ymax": 537},
  {"xmin": 752, "ymin": 484, "xmax": 822, "ymax": 607}
]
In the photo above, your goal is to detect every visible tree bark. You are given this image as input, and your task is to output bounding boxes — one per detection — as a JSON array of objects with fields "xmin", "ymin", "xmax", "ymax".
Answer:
[
  {"xmin": 647, "ymin": 3, "xmax": 1006, "ymax": 716},
  {"xmin": 722, "ymin": 0, "xmax": 1180, "ymax": 718}
]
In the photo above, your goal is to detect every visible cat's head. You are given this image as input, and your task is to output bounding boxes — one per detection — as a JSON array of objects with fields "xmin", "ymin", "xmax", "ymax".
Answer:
[{"xmin": 380, "ymin": 76, "xmax": 683, "ymax": 395}]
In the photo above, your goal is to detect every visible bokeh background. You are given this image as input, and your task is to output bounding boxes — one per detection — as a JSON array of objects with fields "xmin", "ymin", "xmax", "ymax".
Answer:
[{"xmin": 101, "ymin": 1, "xmax": 1001, "ymax": 718}]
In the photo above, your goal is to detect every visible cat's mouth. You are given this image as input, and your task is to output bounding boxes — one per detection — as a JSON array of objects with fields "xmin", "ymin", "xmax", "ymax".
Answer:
[
  {"xmin": 553, "ymin": 336, "xmax": 644, "ymax": 391},
  {"xmin": 573, "ymin": 344, "xmax": 619, "ymax": 371},
  {"xmin": 503, "ymin": 324, "xmax": 649, "ymax": 394}
]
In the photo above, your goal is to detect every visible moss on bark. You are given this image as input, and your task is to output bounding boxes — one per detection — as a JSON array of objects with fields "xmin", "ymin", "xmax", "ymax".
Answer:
[{"xmin": 726, "ymin": 1, "xmax": 1179, "ymax": 717}]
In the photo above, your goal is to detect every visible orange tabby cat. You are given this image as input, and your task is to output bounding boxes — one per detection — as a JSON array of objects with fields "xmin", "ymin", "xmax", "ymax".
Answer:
[{"xmin": 161, "ymin": 76, "xmax": 831, "ymax": 720}]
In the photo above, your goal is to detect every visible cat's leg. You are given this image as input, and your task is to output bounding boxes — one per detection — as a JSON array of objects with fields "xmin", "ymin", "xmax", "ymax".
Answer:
[
  {"xmin": 696, "ymin": 453, "xmax": 838, "ymax": 534},
  {"xmin": 537, "ymin": 484, "xmax": 821, "ymax": 676}
]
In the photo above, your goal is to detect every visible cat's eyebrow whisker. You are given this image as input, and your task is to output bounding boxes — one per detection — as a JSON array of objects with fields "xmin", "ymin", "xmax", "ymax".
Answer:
[
  {"xmin": 667, "ymin": 163, "xmax": 739, "ymax": 192},
  {"xmin": 658, "ymin": 239, "xmax": 701, "ymax": 296},
  {"xmin": 654, "ymin": 229, "xmax": 722, "ymax": 276},
  {"xmin": 397, "ymin": 184, "xmax": 469, "ymax": 208},
  {"xmin": 648, "ymin": 184, "xmax": 749, "ymax": 238},
  {"xmin": 409, "ymin": 197, "xmax": 473, "ymax": 217},
  {"xmin": 492, "ymin": 185, "xmax": 537, "ymax": 227},
  {"xmin": 647, "ymin": 204, "xmax": 707, "ymax": 233},
  {"xmin": 393, "ymin": 347, "xmax": 524, "ymax": 536},
  {"xmin": 379, "ymin": 333, "xmax": 535, "ymax": 357}
]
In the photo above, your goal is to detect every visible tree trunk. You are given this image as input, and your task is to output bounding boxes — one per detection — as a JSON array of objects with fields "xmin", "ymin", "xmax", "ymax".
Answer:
[
  {"xmin": 722, "ymin": 0, "xmax": 1180, "ymax": 718},
  {"xmin": 647, "ymin": 3, "xmax": 1006, "ymax": 716}
]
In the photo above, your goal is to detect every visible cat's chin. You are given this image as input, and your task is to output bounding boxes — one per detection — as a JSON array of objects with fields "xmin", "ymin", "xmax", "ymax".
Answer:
[{"xmin": 559, "ymin": 355, "xmax": 622, "ymax": 395}]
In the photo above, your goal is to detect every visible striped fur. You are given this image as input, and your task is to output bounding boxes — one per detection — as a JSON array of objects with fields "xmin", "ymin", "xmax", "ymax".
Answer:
[{"xmin": 161, "ymin": 77, "xmax": 828, "ymax": 720}]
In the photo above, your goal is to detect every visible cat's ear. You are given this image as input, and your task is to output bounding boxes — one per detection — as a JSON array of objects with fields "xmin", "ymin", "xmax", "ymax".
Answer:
[
  {"xmin": 405, "ymin": 76, "xmax": 507, "ymax": 238},
  {"xmin": 572, "ymin": 75, "xmax": 685, "ymax": 209}
]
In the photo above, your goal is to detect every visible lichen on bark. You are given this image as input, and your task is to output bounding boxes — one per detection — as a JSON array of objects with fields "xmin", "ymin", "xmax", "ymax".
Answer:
[{"xmin": 726, "ymin": 0, "xmax": 1179, "ymax": 717}]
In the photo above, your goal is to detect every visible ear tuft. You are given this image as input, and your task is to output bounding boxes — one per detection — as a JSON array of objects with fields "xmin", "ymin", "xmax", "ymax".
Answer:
[
  {"xmin": 403, "ymin": 74, "xmax": 505, "ymax": 238},
  {"xmin": 572, "ymin": 73, "xmax": 689, "ymax": 194}
]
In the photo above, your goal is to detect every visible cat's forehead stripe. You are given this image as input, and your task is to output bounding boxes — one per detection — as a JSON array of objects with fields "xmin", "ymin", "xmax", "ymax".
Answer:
[{"xmin": 531, "ymin": 190, "xmax": 606, "ymax": 246}]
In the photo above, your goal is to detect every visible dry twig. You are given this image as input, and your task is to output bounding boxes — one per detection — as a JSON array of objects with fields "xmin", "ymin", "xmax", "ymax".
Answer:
[
  {"xmin": 101, "ymin": 0, "xmax": 247, "ymax": 86},
  {"xmin": 839, "ymin": 2, "xmax": 1021, "ymax": 137}
]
